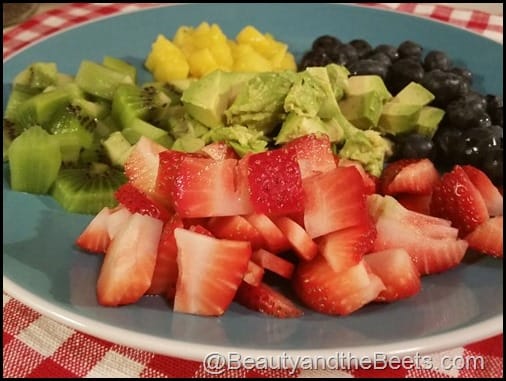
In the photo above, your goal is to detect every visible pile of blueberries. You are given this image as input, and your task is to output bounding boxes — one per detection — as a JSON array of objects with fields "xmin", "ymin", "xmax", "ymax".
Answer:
[{"xmin": 299, "ymin": 35, "xmax": 503, "ymax": 185}]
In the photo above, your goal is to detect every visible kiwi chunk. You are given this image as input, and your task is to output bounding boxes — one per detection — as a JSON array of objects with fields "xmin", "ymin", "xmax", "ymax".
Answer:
[
  {"xmin": 8, "ymin": 125, "xmax": 62, "ymax": 194},
  {"xmin": 75, "ymin": 60, "xmax": 134, "ymax": 100},
  {"xmin": 51, "ymin": 162, "xmax": 126, "ymax": 214},
  {"xmin": 102, "ymin": 131, "xmax": 134, "ymax": 167},
  {"xmin": 103, "ymin": 56, "xmax": 137, "ymax": 83},
  {"xmin": 13, "ymin": 62, "xmax": 58, "ymax": 91},
  {"xmin": 122, "ymin": 118, "xmax": 173, "ymax": 148}
]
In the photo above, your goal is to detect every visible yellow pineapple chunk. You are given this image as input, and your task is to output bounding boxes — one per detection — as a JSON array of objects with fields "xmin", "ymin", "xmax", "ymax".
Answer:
[
  {"xmin": 232, "ymin": 44, "xmax": 273, "ymax": 72},
  {"xmin": 278, "ymin": 52, "xmax": 297, "ymax": 71},
  {"xmin": 145, "ymin": 35, "xmax": 189, "ymax": 81},
  {"xmin": 188, "ymin": 48, "xmax": 220, "ymax": 78}
]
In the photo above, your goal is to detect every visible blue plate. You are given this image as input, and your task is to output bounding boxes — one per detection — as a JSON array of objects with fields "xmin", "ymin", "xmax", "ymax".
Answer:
[{"xmin": 3, "ymin": 4, "xmax": 503, "ymax": 361}]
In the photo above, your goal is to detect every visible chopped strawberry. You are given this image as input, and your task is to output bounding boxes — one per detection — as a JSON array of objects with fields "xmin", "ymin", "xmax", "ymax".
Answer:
[
  {"xmin": 380, "ymin": 158, "xmax": 439, "ymax": 195},
  {"xmin": 364, "ymin": 248, "xmax": 421, "ymax": 302},
  {"xmin": 115, "ymin": 182, "xmax": 171, "ymax": 222},
  {"xmin": 235, "ymin": 281, "xmax": 303, "ymax": 318},
  {"xmin": 462, "ymin": 165, "xmax": 503, "ymax": 217},
  {"xmin": 395, "ymin": 193, "xmax": 432, "ymax": 215},
  {"xmin": 464, "ymin": 216, "xmax": 503, "ymax": 258},
  {"xmin": 303, "ymin": 166, "xmax": 369, "ymax": 238},
  {"xmin": 146, "ymin": 214, "xmax": 184, "ymax": 297},
  {"xmin": 293, "ymin": 256, "xmax": 385, "ymax": 316},
  {"xmin": 338, "ymin": 158, "xmax": 378, "ymax": 194},
  {"xmin": 107, "ymin": 206, "xmax": 132, "ymax": 240},
  {"xmin": 283, "ymin": 133, "xmax": 336, "ymax": 179},
  {"xmin": 245, "ymin": 147, "xmax": 304, "ymax": 216},
  {"xmin": 124, "ymin": 136, "xmax": 167, "ymax": 199},
  {"xmin": 243, "ymin": 260, "xmax": 264, "ymax": 287},
  {"xmin": 173, "ymin": 228, "xmax": 251, "ymax": 316},
  {"xmin": 245, "ymin": 213, "xmax": 291, "ymax": 253},
  {"xmin": 431, "ymin": 165, "xmax": 489, "ymax": 236},
  {"xmin": 188, "ymin": 224, "xmax": 214, "ymax": 237},
  {"xmin": 369, "ymin": 194, "xmax": 458, "ymax": 240},
  {"xmin": 97, "ymin": 213, "xmax": 163, "ymax": 306},
  {"xmin": 207, "ymin": 215, "xmax": 265, "ymax": 250},
  {"xmin": 251, "ymin": 248, "xmax": 295, "ymax": 279},
  {"xmin": 199, "ymin": 142, "xmax": 239, "ymax": 160},
  {"xmin": 272, "ymin": 216, "xmax": 318, "ymax": 261},
  {"xmin": 374, "ymin": 215, "xmax": 468, "ymax": 275},
  {"xmin": 154, "ymin": 149, "xmax": 189, "ymax": 206},
  {"xmin": 316, "ymin": 218, "xmax": 376, "ymax": 273},
  {"xmin": 172, "ymin": 157, "xmax": 253, "ymax": 218},
  {"xmin": 76, "ymin": 206, "xmax": 112, "ymax": 253}
]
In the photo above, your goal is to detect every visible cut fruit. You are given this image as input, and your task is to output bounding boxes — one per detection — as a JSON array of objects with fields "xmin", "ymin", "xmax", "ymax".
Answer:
[
  {"xmin": 464, "ymin": 216, "xmax": 503, "ymax": 258},
  {"xmin": 51, "ymin": 162, "xmax": 126, "ymax": 214},
  {"xmin": 8, "ymin": 125, "xmax": 62, "ymax": 194},
  {"xmin": 207, "ymin": 215, "xmax": 265, "ymax": 250},
  {"xmin": 364, "ymin": 248, "xmax": 421, "ymax": 302},
  {"xmin": 272, "ymin": 216, "xmax": 318, "ymax": 261},
  {"xmin": 114, "ymin": 182, "xmax": 171, "ymax": 222},
  {"xmin": 75, "ymin": 206, "xmax": 113, "ymax": 254},
  {"xmin": 235, "ymin": 281, "xmax": 303, "ymax": 318},
  {"xmin": 251, "ymin": 248, "xmax": 295, "ymax": 279},
  {"xmin": 380, "ymin": 158, "xmax": 439, "ymax": 195},
  {"xmin": 173, "ymin": 228, "xmax": 252, "ymax": 316},
  {"xmin": 461, "ymin": 165, "xmax": 503, "ymax": 218},
  {"xmin": 97, "ymin": 212, "xmax": 163, "ymax": 306},
  {"xmin": 245, "ymin": 213, "xmax": 291, "ymax": 253},
  {"xmin": 243, "ymin": 260, "xmax": 264, "ymax": 287}
]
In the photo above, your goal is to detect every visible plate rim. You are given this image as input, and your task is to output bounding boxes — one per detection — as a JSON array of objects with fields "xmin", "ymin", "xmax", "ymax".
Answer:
[{"xmin": 3, "ymin": 2, "xmax": 503, "ymax": 363}]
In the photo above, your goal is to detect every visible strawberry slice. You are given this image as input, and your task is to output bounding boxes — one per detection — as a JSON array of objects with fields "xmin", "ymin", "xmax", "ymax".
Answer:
[
  {"xmin": 76, "ymin": 206, "xmax": 112, "ymax": 253},
  {"xmin": 107, "ymin": 206, "xmax": 132, "ymax": 240},
  {"xmin": 115, "ymin": 182, "xmax": 171, "ymax": 222},
  {"xmin": 293, "ymin": 256, "xmax": 385, "ymax": 316},
  {"xmin": 395, "ymin": 193, "xmax": 432, "ymax": 215},
  {"xmin": 316, "ymin": 218, "xmax": 376, "ymax": 273},
  {"xmin": 364, "ymin": 248, "xmax": 421, "ymax": 302},
  {"xmin": 124, "ymin": 136, "xmax": 167, "ymax": 199},
  {"xmin": 303, "ymin": 166, "xmax": 369, "ymax": 238},
  {"xmin": 374, "ymin": 216, "xmax": 468, "ymax": 275},
  {"xmin": 243, "ymin": 260, "xmax": 264, "ymax": 287},
  {"xmin": 464, "ymin": 216, "xmax": 503, "ymax": 258},
  {"xmin": 251, "ymin": 248, "xmax": 295, "ymax": 279},
  {"xmin": 188, "ymin": 224, "xmax": 214, "ymax": 237},
  {"xmin": 245, "ymin": 147, "xmax": 304, "ymax": 216},
  {"xmin": 199, "ymin": 142, "xmax": 239, "ymax": 160},
  {"xmin": 431, "ymin": 165, "xmax": 489, "ymax": 236},
  {"xmin": 172, "ymin": 156, "xmax": 253, "ymax": 218},
  {"xmin": 283, "ymin": 133, "xmax": 336, "ymax": 179},
  {"xmin": 154, "ymin": 149, "xmax": 189, "ymax": 205},
  {"xmin": 207, "ymin": 215, "xmax": 265, "ymax": 250},
  {"xmin": 245, "ymin": 213, "xmax": 291, "ymax": 253},
  {"xmin": 146, "ymin": 214, "xmax": 184, "ymax": 297},
  {"xmin": 462, "ymin": 165, "xmax": 503, "ymax": 217},
  {"xmin": 338, "ymin": 158, "xmax": 378, "ymax": 194},
  {"xmin": 97, "ymin": 213, "xmax": 163, "ymax": 306},
  {"xmin": 173, "ymin": 228, "xmax": 251, "ymax": 316},
  {"xmin": 272, "ymin": 216, "xmax": 318, "ymax": 261},
  {"xmin": 380, "ymin": 158, "xmax": 439, "ymax": 195},
  {"xmin": 235, "ymin": 281, "xmax": 303, "ymax": 318}
]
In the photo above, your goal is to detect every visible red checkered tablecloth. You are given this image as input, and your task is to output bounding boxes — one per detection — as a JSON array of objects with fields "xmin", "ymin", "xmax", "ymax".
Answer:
[{"xmin": 3, "ymin": 3, "xmax": 503, "ymax": 378}]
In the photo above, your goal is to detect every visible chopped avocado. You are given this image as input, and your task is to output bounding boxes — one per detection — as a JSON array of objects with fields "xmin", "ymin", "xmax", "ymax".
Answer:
[
  {"xmin": 172, "ymin": 135, "xmax": 206, "ymax": 153},
  {"xmin": 345, "ymin": 75, "xmax": 392, "ymax": 103},
  {"xmin": 338, "ymin": 128, "xmax": 393, "ymax": 177},
  {"xmin": 325, "ymin": 63, "xmax": 350, "ymax": 101},
  {"xmin": 378, "ymin": 102, "xmax": 421, "ymax": 135},
  {"xmin": 276, "ymin": 113, "xmax": 330, "ymax": 144},
  {"xmin": 167, "ymin": 105, "xmax": 210, "ymax": 139},
  {"xmin": 338, "ymin": 91, "xmax": 383, "ymax": 130},
  {"xmin": 284, "ymin": 71, "xmax": 327, "ymax": 117},
  {"xmin": 392, "ymin": 81, "xmax": 435, "ymax": 106},
  {"xmin": 203, "ymin": 125, "xmax": 268, "ymax": 156},
  {"xmin": 304, "ymin": 67, "xmax": 340, "ymax": 118},
  {"xmin": 415, "ymin": 106, "xmax": 445, "ymax": 138},
  {"xmin": 225, "ymin": 71, "xmax": 295, "ymax": 134},
  {"xmin": 181, "ymin": 70, "xmax": 255, "ymax": 128}
]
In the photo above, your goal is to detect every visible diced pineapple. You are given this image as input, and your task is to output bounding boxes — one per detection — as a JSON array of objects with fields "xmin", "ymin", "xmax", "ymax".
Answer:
[
  {"xmin": 278, "ymin": 52, "xmax": 297, "ymax": 71},
  {"xmin": 145, "ymin": 35, "xmax": 189, "ymax": 81},
  {"xmin": 188, "ymin": 48, "xmax": 220, "ymax": 78},
  {"xmin": 173, "ymin": 26, "xmax": 195, "ymax": 57},
  {"xmin": 232, "ymin": 44, "xmax": 273, "ymax": 72}
]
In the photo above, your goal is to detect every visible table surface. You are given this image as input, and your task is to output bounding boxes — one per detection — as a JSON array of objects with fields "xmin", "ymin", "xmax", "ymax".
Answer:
[{"xmin": 3, "ymin": 2, "xmax": 503, "ymax": 378}]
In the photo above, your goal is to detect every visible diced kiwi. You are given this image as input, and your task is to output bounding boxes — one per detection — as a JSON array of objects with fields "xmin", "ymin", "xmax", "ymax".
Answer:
[
  {"xmin": 111, "ymin": 83, "xmax": 172, "ymax": 128},
  {"xmin": 51, "ymin": 162, "xmax": 127, "ymax": 214},
  {"xmin": 75, "ymin": 60, "xmax": 134, "ymax": 100},
  {"xmin": 4, "ymin": 87, "xmax": 35, "ymax": 122},
  {"xmin": 8, "ymin": 125, "xmax": 62, "ymax": 194},
  {"xmin": 122, "ymin": 118, "xmax": 173, "ymax": 148},
  {"xmin": 13, "ymin": 62, "xmax": 58, "ymax": 91},
  {"xmin": 102, "ymin": 131, "xmax": 134, "ymax": 167},
  {"xmin": 103, "ymin": 56, "xmax": 137, "ymax": 83}
]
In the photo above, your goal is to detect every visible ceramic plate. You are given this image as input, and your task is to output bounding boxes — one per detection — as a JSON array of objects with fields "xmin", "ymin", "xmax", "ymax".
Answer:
[{"xmin": 3, "ymin": 3, "xmax": 503, "ymax": 361}]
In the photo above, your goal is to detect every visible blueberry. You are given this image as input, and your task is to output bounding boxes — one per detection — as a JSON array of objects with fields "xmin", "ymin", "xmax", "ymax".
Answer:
[
  {"xmin": 398, "ymin": 40, "xmax": 423, "ymax": 60},
  {"xmin": 386, "ymin": 58, "xmax": 425, "ymax": 94},
  {"xmin": 328, "ymin": 43, "xmax": 359, "ymax": 66},
  {"xmin": 424, "ymin": 50, "xmax": 451, "ymax": 71},
  {"xmin": 366, "ymin": 51, "xmax": 392, "ymax": 66},
  {"xmin": 449, "ymin": 67, "xmax": 473, "ymax": 85},
  {"xmin": 349, "ymin": 39, "xmax": 373, "ymax": 59},
  {"xmin": 392, "ymin": 133, "xmax": 436, "ymax": 161},
  {"xmin": 348, "ymin": 59, "xmax": 389, "ymax": 79},
  {"xmin": 420, "ymin": 69, "xmax": 469, "ymax": 107},
  {"xmin": 486, "ymin": 94, "xmax": 503, "ymax": 127},
  {"xmin": 373, "ymin": 44, "xmax": 399, "ymax": 61},
  {"xmin": 481, "ymin": 148, "xmax": 503, "ymax": 185},
  {"xmin": 445, "ymin": 92, "xmax": 488, "ymax": 129},
  {"xmin": 312, "ymin": 35, "xmax": 342, "ymax": 51},
  {"xmin": 298, "ymin": 49, "xmax": 333, "ymax": 70}
]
